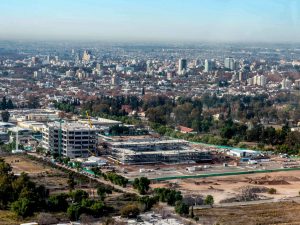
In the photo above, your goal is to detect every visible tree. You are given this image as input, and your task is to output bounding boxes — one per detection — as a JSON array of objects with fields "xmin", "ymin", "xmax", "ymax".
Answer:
[
  {"xmin": 67, "ymin": 204, "xmax": 83, "ymax": 221},
  {"xmin": 89, "ymin": 201, "xmax": 105, "ymax": 217},
  {"xmin": 138, "ymin": 196, "xmax": 158, "ymax": 211},
  {"xmin": 204, "ymin": 195, "xmax": 214, "ymax": 207},
  {"xmin": 11, "ymin": 197, "xmax": 33, "ymax": 218},
  {"xmin": 97, "ymin": 185, "xmax": 112, "ymax": 200},
  {"xmin": 47, "ymin": 193, "xmax": 69, "ymax": 212},
  {"xmin": 104, "ymin": 172, "xmax": 128, "ymax": 187},
  {"xmin": 175, "ymin": 201, "xmax": 189, "ymax": 216},
  {"xmin": 120, "ymin": 204, "xmax": 140, "ymax": 218},
  {"xmin": 7, "ymin": 99, "xmax": 14, "ymax": 109},
  {"xmin": 71, "ymin": 190, "xmax": 89, "ymax": 203},
  {"xmin": 153, "ymin": 188, "xmax": 183, "ymax": 206},
  {"xmin": 0, "ymin": 174, "xmax": 13, "ymax": 209},
  {"xmin": 285, "ymin": 131, "xmax": 300, "ymax": 152},
  {"xmin": 1, "ymin": 111, "xmax": 10, "ymax": 122},
  {"xmin": 0, "ymin": 158, "xmax": 12, "ymax": 175},
  {"xmin": 67, "ymin": 173, "xmax": 76, "ymax": 191},
  {"xmin": 133, "ymin": 177, "xmax": 150, "ymax": 195},
  {"xmin": 1, "ymin": 97, "xmax": 7, "ymax": 110}
]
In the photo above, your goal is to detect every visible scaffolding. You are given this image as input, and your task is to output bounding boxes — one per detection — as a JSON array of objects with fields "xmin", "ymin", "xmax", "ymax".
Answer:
[{"xmin": 109, "ymin": 140, "xmax": 212, "ymax": 165}]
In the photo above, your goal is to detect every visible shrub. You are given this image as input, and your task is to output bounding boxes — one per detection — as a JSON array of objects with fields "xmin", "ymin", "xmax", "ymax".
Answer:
[
  {"xmin": 175, "ymin": 201, "xmax": 189, "ymax": 216},
  {"xmin": 120, "ymin": 204, "xmax": 140, "ymax": 218},
  {"xmin": 268, "ymin": 188, "xmax": 277, "ymax": 194},
  {"xmin": 204, "ymin": 195, "xmax": 214, "ymax": 207},
  {"xmin": 11, "ymin": 198, "xmax": 33, "ymax": 218}
]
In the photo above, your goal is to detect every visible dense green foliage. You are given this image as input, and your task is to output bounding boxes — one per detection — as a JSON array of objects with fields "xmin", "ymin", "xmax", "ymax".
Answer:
[
  {"xmin": 175, "ymin": 201, "xmax": 189, "ymax": 215},
  {"xmin": 0, "ymin": 157, "xmax": 112, "ymax": 219},
  {"xmin": 153, "ymin": 188, "xmax": 183, "ymax": 206},
  {"xmin": 137, "ymin": 196, "xmax": 159, "ymax": 211},
  {"xmin": 204, "ymin": 195, "xmax": 214, "ymax": 207},
  {"xmin": 67, "ymin": 191, "xmax": 106, "ymax": 220},
  {"xmin": 133, "ymin": 177, "xmax": 151, "ymax": 195},
  {"xmin": 53, "ymin": 99, "xmax": 80, "ymax": 113},
  {"xmin": 11, "ymin": 197, "xmax": 33, "ymax": 217},
  {"xmin": 47, "ymin": 193, "xmax": 69, "ymax": 212},
  {"xmin": 102, "ymin": 172, "xmax": 128, "ymax": 187},
  {"xmin": 0, "ymin": 96, "xmax": 14, "ymax": 110},
  {"xmin": 0, "ymin": 158, "xmax": 48, "ymax": 217},
  {"xmin": 78, "ymin": 93, "xmax": 300, "ymax": 154},
  {"xmin": 108, "ymin": 124, "xmax": 149, "ymax": 136}
]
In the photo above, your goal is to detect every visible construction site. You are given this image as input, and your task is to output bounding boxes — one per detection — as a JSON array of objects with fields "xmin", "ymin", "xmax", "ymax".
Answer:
[{"xmin": 107, "ymin": 139, "xmax": 212, "ymax": 165}]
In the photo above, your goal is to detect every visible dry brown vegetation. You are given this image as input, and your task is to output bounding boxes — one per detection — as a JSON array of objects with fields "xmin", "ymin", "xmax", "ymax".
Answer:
[
  {"xmin": 195, "ymin": 202, "xmax": 300, "ymax": 225},
  {"xmin": 4, "ymin": 155, "xmax": 51, "ymax": 174}
]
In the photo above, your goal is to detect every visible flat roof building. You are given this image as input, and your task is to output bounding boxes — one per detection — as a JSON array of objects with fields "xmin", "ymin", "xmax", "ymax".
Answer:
[
  {"xmin": 42, "ymin": 122, "xmax": 98, "ymax": 158},
  {"xmin": 109, "ymin": 139, "xmax": 212, "ymax": 165}
]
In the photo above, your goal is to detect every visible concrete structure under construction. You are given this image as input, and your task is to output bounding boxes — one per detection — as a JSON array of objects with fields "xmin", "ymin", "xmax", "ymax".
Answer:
[
  {"xmin": 42, "ymin": 122, "xmax": 98, "ymax": 158},
  {"xmin": 108, "ymin": 139, "xmax": 212, "ymax": 165}
]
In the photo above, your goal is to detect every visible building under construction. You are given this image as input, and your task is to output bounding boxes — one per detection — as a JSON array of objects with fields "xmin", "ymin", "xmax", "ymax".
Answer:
[
  {"xmin": 42, "ymin": 122, "xmax": 98, "ymax": 158},
  {"xmin": 108, "ymin": 139, "xmax": 212, "ymax": 165}
]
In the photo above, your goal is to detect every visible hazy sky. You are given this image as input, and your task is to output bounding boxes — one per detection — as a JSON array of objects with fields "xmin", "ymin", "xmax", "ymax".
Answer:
[{"xmin": 1, "ymin": 0, "xmax": 300, "ymax": 42}]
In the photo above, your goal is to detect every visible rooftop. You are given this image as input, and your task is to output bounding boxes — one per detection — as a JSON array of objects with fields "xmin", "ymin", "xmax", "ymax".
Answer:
[{"xmin": 47, "ymin": 122, "xmax": 98, "ymax": 131}]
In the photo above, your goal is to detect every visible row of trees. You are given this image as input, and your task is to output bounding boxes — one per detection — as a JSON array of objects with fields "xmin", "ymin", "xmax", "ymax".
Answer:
[
  {"xmin": 53, "ymin": 99, "xmax": 80, "ymax": 113},
  {"xmin": 103, "ymin": 172, "xmax": 129, "ymax": 187}
]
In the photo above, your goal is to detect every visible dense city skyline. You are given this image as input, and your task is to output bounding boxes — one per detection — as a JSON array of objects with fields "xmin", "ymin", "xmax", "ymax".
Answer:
[{"xmin": 1, "ymin": 0, "xmax": 300, "ymax": 42}]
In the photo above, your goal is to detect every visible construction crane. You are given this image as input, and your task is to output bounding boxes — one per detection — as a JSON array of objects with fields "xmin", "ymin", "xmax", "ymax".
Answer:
[{"xmin": 86, "ymin": 111, "xmax": 93, "ymax": 128}]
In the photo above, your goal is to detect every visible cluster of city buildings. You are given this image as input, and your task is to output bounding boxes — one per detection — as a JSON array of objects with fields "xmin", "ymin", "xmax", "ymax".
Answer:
[{"xmin": 1, "ymin": 43, "xmax": 300, "ymax": 113}]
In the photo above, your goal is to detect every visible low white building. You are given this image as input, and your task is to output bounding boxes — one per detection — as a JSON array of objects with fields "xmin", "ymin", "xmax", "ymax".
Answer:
[
  {"xmin": 227, "ymin": 149, "xmax": 260, "ymax": 158},
  {"xmin": 76, "ymin": 156, "xmax": 107, "ymax": 167}
]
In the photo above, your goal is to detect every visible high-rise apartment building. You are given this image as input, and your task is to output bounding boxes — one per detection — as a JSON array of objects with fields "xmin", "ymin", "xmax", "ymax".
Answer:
[
  {"xmin": 204, "ymin": 59, "xmax": 213, "ymax": 72},
  {"xmin": 178, "ymin": 58, "xmax": 187, "ymax": 75},
  {"xmin": 224, "ymin": 57, "xmax": 236, "ymax": 70}
]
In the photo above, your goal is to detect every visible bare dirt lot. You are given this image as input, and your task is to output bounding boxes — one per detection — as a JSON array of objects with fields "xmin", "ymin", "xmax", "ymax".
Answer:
[
  {"xmin": 195, "ymin": 201, "xmax": 300, "ymax": 225},
  {"xmin": 151, "ymin": 171, "xmax": 300, "ymax": 204},
  {"xmin": 4, "ymin": 155, "xmax": 52, "ymax": 174},
  {"xmin": 3, "ymin": 155, "xmax": 69, "ymax": 192}
]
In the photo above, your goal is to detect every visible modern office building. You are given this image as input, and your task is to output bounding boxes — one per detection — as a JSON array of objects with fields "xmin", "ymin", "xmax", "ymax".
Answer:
[{"xmin": 42, "ymin": 122, "xmax": 98, "ymax": 158}]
